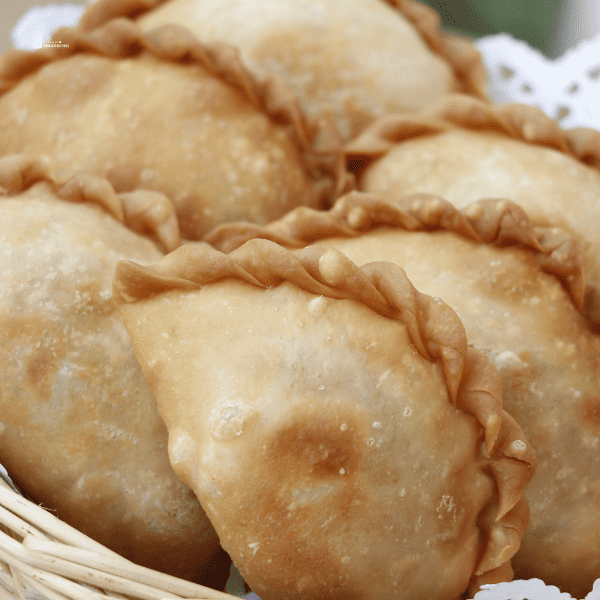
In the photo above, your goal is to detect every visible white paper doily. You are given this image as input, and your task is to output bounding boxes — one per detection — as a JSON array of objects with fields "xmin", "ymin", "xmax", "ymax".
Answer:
[
  {"xmin": 475, "ymin": 31, "xmax": 600, "ymax": 130},
  {"xmin": 472, "ymin": 578, "xmax": 600, "ymax": 600}
]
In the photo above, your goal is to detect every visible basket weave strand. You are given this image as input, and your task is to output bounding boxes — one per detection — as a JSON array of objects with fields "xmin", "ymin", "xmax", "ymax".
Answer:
[{"xmin": 0, "ymin": 478, "xmax": 238, "ymax": 600}]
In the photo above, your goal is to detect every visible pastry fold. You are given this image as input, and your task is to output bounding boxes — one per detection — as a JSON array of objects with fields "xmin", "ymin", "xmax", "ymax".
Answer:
[
  {"xmin": 0, "ymin": 154, "xmax": 223, "ymax": 583},
  {"xmin": 345, "ymin": 94, "xmax": 600, "ymax": 322},
  {"xmin": 78, "ymin": 0, "xmax": 487, "ymax": 140},
  {"xmin": 0, "ymin": 18, "xmax": 352, "ymax": 239},
  {"xmin": 113, "ymin": 239, "xmax": 535, "ymax": 600},
  {"xmin": 206, "ymin": 191, "xmax": 599, "ymax": 598}
]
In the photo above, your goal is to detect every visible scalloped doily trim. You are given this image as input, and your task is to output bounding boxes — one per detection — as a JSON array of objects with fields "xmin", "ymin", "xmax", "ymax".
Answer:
[
  {"xmin": 475, "ymin": 31, "xmax": 600, "ymax": 131},
  {"xmin": 471, "ymin": 576, "xmax": 600, "ymax": 600}
]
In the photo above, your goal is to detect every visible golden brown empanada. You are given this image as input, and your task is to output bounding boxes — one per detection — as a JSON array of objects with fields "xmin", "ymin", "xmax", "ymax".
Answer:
[
  {"xmin": 78, "ymin": 0, "xmax": 487, "ymax": 141},
  {"xmin": 345, "ymin": 94, "xmax": 600, "ymax": 323},
  {"xmin": 0, "ymin": 155, "xmax": 226, "ymax": 584},
  {"xmin": 206, "ymin": 192, "xmax": 599, "ymax": 598},
  {"xmin": 113, "ymin": 239, "xmax": 535, "ymax": 600},
  {"xmin": 0, "ymin": 18, "xmax": 350, "ymax": 240}
]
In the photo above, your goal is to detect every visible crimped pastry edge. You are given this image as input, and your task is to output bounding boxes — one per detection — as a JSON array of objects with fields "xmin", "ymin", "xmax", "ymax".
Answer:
[
  {"xmin": 112, "ymin": 236, "xmax": 536, "ymax": 595},
  {"xmin": 0, "ymin": 153, "xmax": 180, "ymax": 252},
  {"xmin": 0, "ymin": 17, "xmax": 353, "ymax": 204},
  {"xmin": 204, "ymin": 190, "xmax": 587, "ymax": 313},
  {"xmin": 76, "ymin": 0, "xmax": 488, "ymax": 101},
  {"xmin": 345, "ymin": 93, "xmax": 600, "ymax": 172}
]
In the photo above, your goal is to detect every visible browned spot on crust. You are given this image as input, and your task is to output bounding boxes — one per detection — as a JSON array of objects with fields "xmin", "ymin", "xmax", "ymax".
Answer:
[
  {"xmin": 577, "ymin": 396, "xmax": 600, "ymax": 431},
  {"xmin": 214, "ymin": 406, "xmax": 372, "ymax": 598},
  {"xmin": 267, "ymin": 417, "xmax": 364, "ymax": 480},
  {"xmin": 27, "ymin": 349, "xmax": 53, "ymax": 385}
]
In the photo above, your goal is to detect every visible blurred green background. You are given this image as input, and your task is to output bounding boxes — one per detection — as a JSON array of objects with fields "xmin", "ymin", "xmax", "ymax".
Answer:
[{"xmin": 417, "ymin": 0, "xmax": 562, "ymax": 55}]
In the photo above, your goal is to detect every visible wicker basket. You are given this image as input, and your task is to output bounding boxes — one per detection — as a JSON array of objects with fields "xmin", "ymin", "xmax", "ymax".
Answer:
[{"xmin": 0, "ymin": 471, "xmax": 238, "ymax": 600}]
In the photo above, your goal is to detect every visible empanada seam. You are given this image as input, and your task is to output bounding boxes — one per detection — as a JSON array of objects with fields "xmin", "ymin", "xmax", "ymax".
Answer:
[
  {"xmin": 0, "ymin": 153, "xmax": 180, "ymax": 252},
  {"xmin": 0, "ymin": 18, "xmax": 353, "ymax": 205},
  {"xmin": 204, "ymin": 191, "xmax": 586, "ymax": 313}
]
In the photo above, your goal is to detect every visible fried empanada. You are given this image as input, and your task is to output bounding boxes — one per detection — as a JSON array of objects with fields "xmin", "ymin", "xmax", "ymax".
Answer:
[
  {"xmin": 0, "ymin": 19, "xmax": 350, "ymax": 240},
  {"xmin": 113, "ymin": 239, "xmax": 535, "ymax": 600},
  {"xmin": 207, "ymin": 192, "xmax": 599, "ymax": 598},
  {"xmin": 78, "ymin": 0, "xmax": 487, "ymax": 141},
  {"xmin": 0, "ymin": 155, "xmax": 225, "ymax": 583},
  {"xmin": 345, "ymin": 94, "xmax": 600, "ymax": 323}
]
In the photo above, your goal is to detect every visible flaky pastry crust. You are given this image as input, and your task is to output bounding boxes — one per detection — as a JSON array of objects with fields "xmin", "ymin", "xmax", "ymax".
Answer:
[
  {"xmin": 205, "ymin": 191, "xmax": 586, "ymax": 312},
  {"xmin": 0, "ymin": 18, "xmax": 352, "ymax": 238},
  {"xmin": 203, "ymin": 193, "xmax": 599, "ymax": 598},
  {"xmin": 77, "ymin": 0, "xmax": 486, "ymax": 140},
  {"xmin": 0, "ymin": 154, "xmax": 179, "ymax": 252},
  {"xmin": 114, "ymin": 239, "xmax": 535, "ymax": 598},
  {"xmin": 345, "ymin": 94, "xmax": 600, "ymax": 323}
]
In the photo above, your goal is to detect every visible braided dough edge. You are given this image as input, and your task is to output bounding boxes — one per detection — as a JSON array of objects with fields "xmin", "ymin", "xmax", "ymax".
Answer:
[
  {"xmin": 345, "ymin": 94, "xmax": 600, "ymax": 172},
  {"xmin": 0, "ymin": 153, "xmax": 180, "ymax": 252},
  {"xmin": 113, "ymin": 237, "xmax": 536, "ymax": 593},
  {"xmin": 0, "ymin": 18, "xmax": 353, "ymax": 202},
  {"xmin": 204, "ymin": 191, "xmax": 586, "ymax": 312},
  {"xmin": 76, "ymin": 0, "xmax": 488, "ymax": 102}
]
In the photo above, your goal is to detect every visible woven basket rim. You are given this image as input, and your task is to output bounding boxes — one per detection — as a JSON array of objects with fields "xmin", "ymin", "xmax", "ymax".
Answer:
[{"xmin": 0, "ymin": 475, "xmax": 238, "ymax": 600}]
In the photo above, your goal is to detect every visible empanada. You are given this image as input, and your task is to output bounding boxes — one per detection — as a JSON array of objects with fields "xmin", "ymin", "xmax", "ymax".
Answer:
[
  {"xmin": 113, "ymin": 239, "xmax": 535, "ymax": 600},
  {"xmin": 0, "ymin": 19, "xmax": 350, "ymax": 240},
  {"xmin": 207, "ymin": 192, "xmax": 599, "ymax": 598},
  {"xmin": 345, "ymin": 94, "xmax": 600, "ymax": 323},
  {"xmin": 78, "ymin": 0, "xmax": 487, "ymax": 141},
  {"xmin": 0, "ymin": 155, "xmax": 225, "ymax": 583}
]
